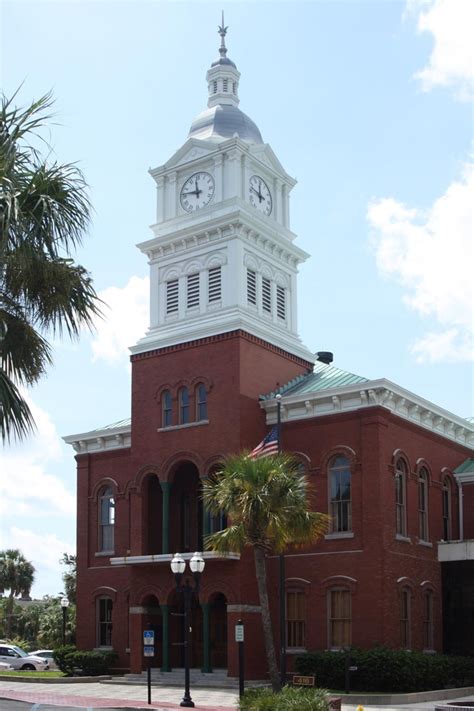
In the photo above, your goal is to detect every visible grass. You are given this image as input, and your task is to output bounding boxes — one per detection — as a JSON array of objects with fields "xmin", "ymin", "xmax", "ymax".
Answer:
[{"xmin": 0, "ymin": 670, "xmax": 65, "ymax": 678}]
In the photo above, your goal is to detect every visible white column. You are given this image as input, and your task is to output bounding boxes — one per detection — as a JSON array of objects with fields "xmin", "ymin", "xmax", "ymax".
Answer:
[
  {"xmin": 149, "ymin": 260, "xmax": 160, "ymax": 329},
  {"xmin": 283, "ymin": 184, "xmax": 290, "ymax": 228},
  {"xmin": 167, "ymin": 172, "xmax": 177, "ymax": 220},
  {"xmin": 226, "ymin": 149, "xmax": 240, "ymax": 200},
  {"xmin": 156, "ymin": 176, "xmax": 164, "ymax": 224},
  {"xmin": 213, "ymin": 155, "xmax": 223, "ymax": 203},
  {"xmin": 290, "ymin": 271, "xmax": 298, "ymax": 333}
]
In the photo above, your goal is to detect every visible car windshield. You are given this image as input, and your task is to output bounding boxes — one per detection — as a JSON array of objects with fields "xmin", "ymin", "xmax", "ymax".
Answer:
[{"xmin": 12, "ymin": 646, "xmax": 28, "ymax": 657}]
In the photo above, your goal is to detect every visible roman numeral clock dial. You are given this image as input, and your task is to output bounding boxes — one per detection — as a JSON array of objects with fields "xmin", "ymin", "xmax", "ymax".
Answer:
[
  {"xmin": 180, "ymin": 171, "xmax": 215, "ymax": 212},
  {"xmin": 248, "ymin": 175, "xmax": 272, "ymax": 216}
]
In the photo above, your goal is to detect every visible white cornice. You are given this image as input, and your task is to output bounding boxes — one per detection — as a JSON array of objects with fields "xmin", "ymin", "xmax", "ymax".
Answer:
[
  {"xmin": 261, "ymin": 378, "xmax": 474, "ymax": 448},
  {"xmin": 131, "ymin": 310, "xmax": 315, "ymax": 363},
  {"xmin": 63, "ymin": 423, "xmax": 131, "ymax": 454},
  {"xmin": 138, "ymin": 205, "xmax": 306, "ymax": 264}
]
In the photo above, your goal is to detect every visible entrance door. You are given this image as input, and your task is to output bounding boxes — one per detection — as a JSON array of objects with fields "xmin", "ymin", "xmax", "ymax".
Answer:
[
  {"xmin": 169, "ymin": 592, "xmax": 202, "ymax": 668},
  {"xmin": 210, "ymin": 593, "xmax": 227, "ymax": 668}
]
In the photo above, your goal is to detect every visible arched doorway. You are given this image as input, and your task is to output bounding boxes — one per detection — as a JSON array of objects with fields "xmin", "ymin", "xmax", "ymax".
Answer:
[
  {"xmin": 142, "ymin": 474, "xmax": 162, "ymax": 554},
  {"xmin": 169, "ymin": 461, "xmax": 202, "ymax": 553},
  {"xmin": 140, "ymin": 594, "xmax": 162, "ymax": 668},
  {"xmin": 209, "ymin": 592, "xmax": 227, "ymax": 668}
]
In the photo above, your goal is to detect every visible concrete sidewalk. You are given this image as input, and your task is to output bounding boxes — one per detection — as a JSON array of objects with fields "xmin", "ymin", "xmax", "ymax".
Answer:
[{"xmin": 0, "ymin": 679, "xmax": 473, "ymax": 710}]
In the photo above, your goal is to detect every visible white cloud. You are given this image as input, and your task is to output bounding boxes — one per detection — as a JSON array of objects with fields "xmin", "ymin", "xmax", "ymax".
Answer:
[
  {"xmin": 408, "ymin": 0, "xmax": 474, "ymax": 100},
  {"xmin": 3, "ymin": 527, "xmax": 74, "ymax": 575},
  {"xmin": 0, "ymin": 395, "xmax": 76, "ymax": 521},
  {"xmin": 90, "ymin": 275, "xmax": 149, "ymax": 365},
  {"xmin": 368, "ymin": 163, "xmax": 473, "ymax": 363}
]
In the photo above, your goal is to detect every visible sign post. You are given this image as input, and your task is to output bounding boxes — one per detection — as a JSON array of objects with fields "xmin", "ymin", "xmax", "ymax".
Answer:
[
  {"xmin": 235, "ymin": 619, "xmax": 245, "ymax": 699},
  {"xmin": 143, "ymin": 629, "xmax": 155, "ymax": 705}
]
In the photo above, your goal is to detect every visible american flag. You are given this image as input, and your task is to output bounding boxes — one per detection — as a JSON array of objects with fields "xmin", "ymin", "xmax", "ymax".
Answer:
[{"xmin": 249, "ymin": 427, "xmax": 279, "ymax": 459}]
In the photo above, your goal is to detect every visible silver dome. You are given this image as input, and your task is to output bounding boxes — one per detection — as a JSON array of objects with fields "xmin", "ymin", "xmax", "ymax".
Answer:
[{"xmin": 188, "ymin": 104, "xmax": 263, "ymax": 144}]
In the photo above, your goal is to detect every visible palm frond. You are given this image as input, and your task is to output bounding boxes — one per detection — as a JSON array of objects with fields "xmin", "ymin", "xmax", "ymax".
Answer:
[{"xmin": 0, "ymin": 368, "xmax": 35, "ymax": 442}]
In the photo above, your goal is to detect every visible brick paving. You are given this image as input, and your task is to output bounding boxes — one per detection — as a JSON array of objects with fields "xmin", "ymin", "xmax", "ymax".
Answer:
[{"xmin": 0, "ymin": 680, "xmax": 237, "ymax": 710}]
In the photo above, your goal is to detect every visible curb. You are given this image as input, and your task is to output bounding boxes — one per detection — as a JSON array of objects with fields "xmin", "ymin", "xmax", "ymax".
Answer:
[
  {"xmin": 337, "ymin": 686, "xmax": 474, "ymax": 705},
  {"xmin": 0, "ymin": 674, "xmax": 111, "ymax": 684}
]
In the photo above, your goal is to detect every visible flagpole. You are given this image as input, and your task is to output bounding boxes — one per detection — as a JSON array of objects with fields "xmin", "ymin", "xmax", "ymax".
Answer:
[{"xmin": 276, "ymin": 393, "xmax": 286, "ymax": 688}]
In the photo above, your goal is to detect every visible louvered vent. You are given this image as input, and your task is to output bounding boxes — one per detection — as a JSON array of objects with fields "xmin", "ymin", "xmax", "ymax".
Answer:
[
  {"xmin": 166, "ymin": 279, "xmax": 179, "ymax": 314},
  {"xmin": 187, "ymin": 273, "xmax": 200, "ymax": 308},
  {"xmin": 208, "ymin": 266, "xmax": 222, "ymax": 302},
  {"xmin": 262, "ymin": 277, "xmax": 272, "ymax": 313},
  {"xmin": 247, "ymin": 269, "xmax": 257, "ymax": 305},
  {"xmin": 277, "ymin": 285, "xmax": 286, "ymax": 320}
]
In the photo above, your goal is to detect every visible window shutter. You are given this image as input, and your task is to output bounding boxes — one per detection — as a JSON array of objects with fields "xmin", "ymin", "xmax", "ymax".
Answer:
[
  {"xmin": 187, "ymin": 273, "xmax": 200, "ymax": 308},
  {"xmin": 276, "ymin": 285, "xmax": 286, "ymax": 319},
  {"xmin": 166, "ymin": 279, "xmax": 179, "ymax": 314},
  {"xmin": 262, "ymin": 277, "xmax": 272, "ymax": 313},
  {"xmin": 208, "ymin": 266, "xmax": 222, "ymax": 302},
  {"xmin": 247, "ymin": 269, "xmax": 257, "ymax": 305}
]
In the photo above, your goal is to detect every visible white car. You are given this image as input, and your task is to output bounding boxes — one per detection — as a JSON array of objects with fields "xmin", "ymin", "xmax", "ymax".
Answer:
[
  {"xmin": 29, "ymin": 649, "xmax": 57, "ymax": 669},
  {"xmin": 0, "ymin": 644, "xmax": 49, "ymax": 671},
  {"xmin": 0, "ymin": 661, "xmax": 14, "ymax": 671}
]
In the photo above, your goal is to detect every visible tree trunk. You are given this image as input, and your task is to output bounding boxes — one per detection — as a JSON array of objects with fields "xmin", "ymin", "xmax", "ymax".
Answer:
[{"xmin": 253, "ymin": 544, "xmax": 280, "ymax": 692}]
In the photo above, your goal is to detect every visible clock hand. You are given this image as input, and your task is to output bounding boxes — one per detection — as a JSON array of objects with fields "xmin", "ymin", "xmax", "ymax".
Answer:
[
  {"xmin": 182, "ymin": 190, "xmax": 200, "ymax": 196},
  {"xmin": 195, "ymin": 178, "xmax": 202, "ymax": 197}
]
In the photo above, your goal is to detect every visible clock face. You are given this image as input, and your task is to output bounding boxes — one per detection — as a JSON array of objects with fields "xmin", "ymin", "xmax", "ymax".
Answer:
[
  {"xmin": 180, "ymin": 172, "xmax": 215, "ymax": 213},
  {"xmin": 249, "ymin": 175, "xmax": 272, "ymax": 216}
]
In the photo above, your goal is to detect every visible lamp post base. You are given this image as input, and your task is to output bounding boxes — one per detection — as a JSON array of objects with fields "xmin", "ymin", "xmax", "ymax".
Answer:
[{"xmin": 180, "ymin": 699, "xmax": 195, "ymax": 708}]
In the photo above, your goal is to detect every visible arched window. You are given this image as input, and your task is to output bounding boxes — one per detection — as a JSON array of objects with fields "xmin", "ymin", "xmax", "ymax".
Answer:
[
  {"xmin": 400, "ymin": 587, "xmax": 411, "ymax": 648},
  {"xmin": 418, "ymin": 467, "xmax": 429, "ymax": 541},
  {"xmin": 328, "ymin": 588, "xmax": 351, "ymax": 649},
  {"xmin": 162, "ymin": 389, "xmax": 172, "ymax": 427},
  {"xmin": 179, "ymin": 386, "xmax": 189, "ymax": 425},
  {"xmin": 395, "ymin": 458, "xmax": 408, "ymax": 537},
  {"xmin": 97, "ymin": 597, "xmax": 113, "ymax": 647},
  {"xmin": 423, "ymin": 589, "xmax": 434, "ymax": 650},
  {"xmin": 99, "ymin": 487, "xmax": 115, "ymax": 552},
  {"xmin": 196, "ymin": 383, "xmax": 207, "ymax": 421},
  {"xmin": 442, "ymin": 477, "xmax": 452, "ymax": 541},
  {"xmin": 287, "ymin": 590, "xmax": 306, "ymax": 649},
  {"xmin": 329, "ymin": 456, "xmax": 352, "ymax": 533}
]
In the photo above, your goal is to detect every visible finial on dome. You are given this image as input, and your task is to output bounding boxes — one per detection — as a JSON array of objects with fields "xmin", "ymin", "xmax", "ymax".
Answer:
[{"xmin": 218, "ymin": 10, "xmax": 228, "ymax": 59}]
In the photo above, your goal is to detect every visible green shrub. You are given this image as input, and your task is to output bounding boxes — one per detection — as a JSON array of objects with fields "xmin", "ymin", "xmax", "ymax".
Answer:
[
  {"xmin": 53, "ymin": 646, "xmax": 117, "ymax": 676},
  {"xmin": 295, "ymin": 647, "xmax": 474, "ymax": 693},
  {"xmin": 239, "ymin": 685, "xmax": 329, "ymax": 710},
  {"xmin": 53, "ymin": 645, "xmax": 77, "ymax": 676}
]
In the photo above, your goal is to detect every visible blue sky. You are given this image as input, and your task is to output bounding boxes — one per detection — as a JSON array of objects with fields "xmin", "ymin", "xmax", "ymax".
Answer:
[{"xmin": 1, "ymin": 0, "xmax": 472, "ymax": 598}]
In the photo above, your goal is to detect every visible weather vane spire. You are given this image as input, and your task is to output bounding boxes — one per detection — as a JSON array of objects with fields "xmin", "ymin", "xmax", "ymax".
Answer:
[{"xmin": 218, "ymin": 10, "xmax": 228, "ymax": 58}]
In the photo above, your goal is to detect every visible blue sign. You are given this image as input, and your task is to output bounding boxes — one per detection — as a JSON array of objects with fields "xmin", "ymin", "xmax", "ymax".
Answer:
[
  {"xmin": 143, "ymin": 630, "xmax": 155, "ymax": 645},
  {"xmin": 143, "ymin": 645, "xmax": 154, "ymax": 657}
]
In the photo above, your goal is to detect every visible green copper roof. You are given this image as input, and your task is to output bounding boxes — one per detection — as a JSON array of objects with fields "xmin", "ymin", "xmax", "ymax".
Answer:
[
  {"xmin": 94, "ymin": 418, "xmax": 131, "ymax": 432},
  {"xmin": 261, "ymin": 361, "xmax": 368, "ymax": 400},
  {"xmin": 454, "ymin": 459, "xmax": 474, "ymax": 475}
]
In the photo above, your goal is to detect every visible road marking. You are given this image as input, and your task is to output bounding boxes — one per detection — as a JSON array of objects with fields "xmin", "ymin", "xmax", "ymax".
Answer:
[{"xmin": 31, "ymin": 705, "xmax": 40, "ymax": 710}]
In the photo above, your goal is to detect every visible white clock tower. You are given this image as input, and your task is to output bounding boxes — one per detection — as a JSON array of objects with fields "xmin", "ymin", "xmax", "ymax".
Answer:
[{"xmin": 132, "ymin": 19, "xmax": 314, "ymax": 364}]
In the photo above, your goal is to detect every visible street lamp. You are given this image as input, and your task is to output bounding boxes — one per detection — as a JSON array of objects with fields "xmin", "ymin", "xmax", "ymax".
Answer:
[
  {"xmin": 60, "ymin": 596, "xmax": 70, "ymax": 646},
  {"xmin": 170, "ymin": 552, "xmax": 205, "ymax": 708}
]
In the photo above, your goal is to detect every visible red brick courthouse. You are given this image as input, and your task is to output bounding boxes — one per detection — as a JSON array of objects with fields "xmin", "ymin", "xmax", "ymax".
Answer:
[{"xmin": 65, "ymin": 25, "xmax": 474, "ymax": 679}]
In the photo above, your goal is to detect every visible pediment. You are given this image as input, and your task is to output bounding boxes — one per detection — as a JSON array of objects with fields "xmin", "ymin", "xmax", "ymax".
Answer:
[
  {"xmin": 162, "ymin": 138, "xmax": 218, "ymax": 172},
  {"xmin": 249, "ymin": 144, "xmax": 296, "ymax": 186}
]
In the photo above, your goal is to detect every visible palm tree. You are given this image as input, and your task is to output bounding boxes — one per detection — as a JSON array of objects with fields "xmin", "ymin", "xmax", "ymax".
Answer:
[
  {"xmin": 0, "ymin": 89, "xmax": 101, "ymax": 442},
  {"xmin": 0, "ymin": 548, "xmax": 35, "ymax": 638},
  {"xmin": 202, "ymin": 453, "xmax": 329, "ymax": 692}
]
